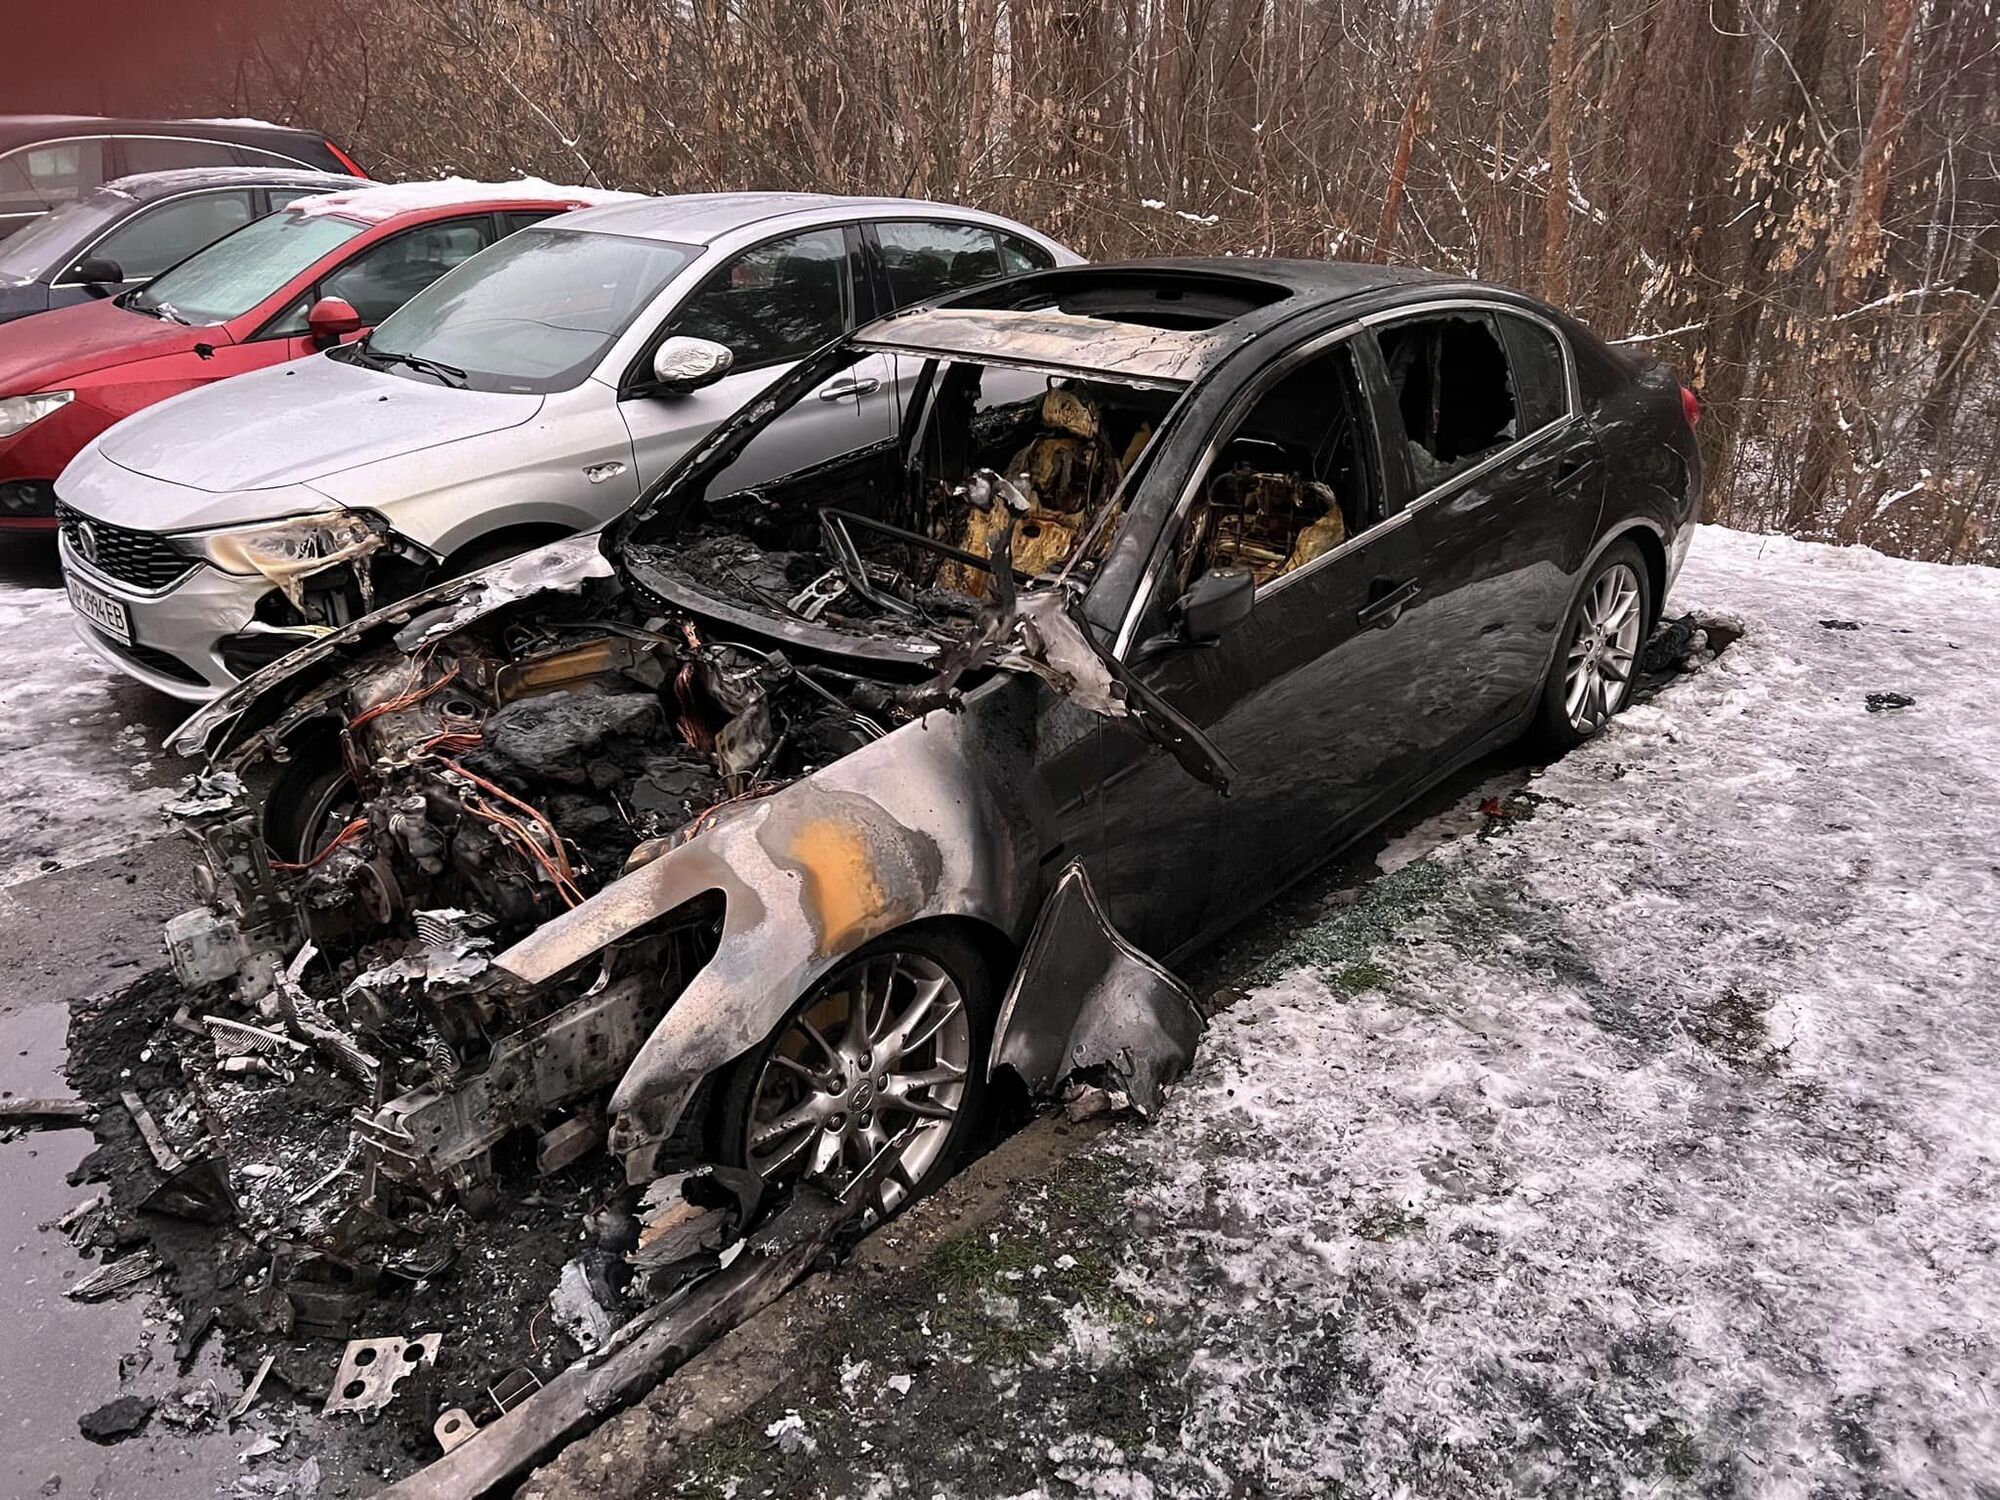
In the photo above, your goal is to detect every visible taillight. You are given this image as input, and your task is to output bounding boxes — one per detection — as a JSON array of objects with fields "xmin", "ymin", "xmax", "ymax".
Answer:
[
  {"xmin": 1680, "ymin": 384, "xmax": 1701, "ymax": 428},
  {"xmin": 324, "ymin": 139, "xmax": 369, "ymax": 178}
]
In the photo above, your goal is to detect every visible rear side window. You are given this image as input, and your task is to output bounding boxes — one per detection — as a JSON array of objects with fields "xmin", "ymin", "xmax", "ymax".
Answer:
[
  {"xmin": 876, "ymin": 221, "xmax": 1020, "ymax": 307},
  {"xmin": 499, "ymin": 209, "xmax": 557, "ymax": 237},
  {"xmin": 86, "ymin": 190, "xmax": 255, "ymax": 281},
  {"xmin": 1498, "ymin": 313, "xmax": 1570, "ymax": 433},
  {"xmin": 119, "ymin": 136, "xmax": 236, "ymax": 175},
  {"xmin": 997, "ymin": 232, "xmax": 1055, "ymax": 275},
  {"xmin": 0, "ymin": 140, "xmax": 106, "ymax": 212},
  {"xmin": 668, "ymin": 227, "xmax": 850, "ymax": 368},
  {"xmin": 234, "ymin": 145, "xmax": 316, "ymax": 170},
  {"xmin": 1375, "ymin": 312, "xmax": 1518, "ymax": 492}
]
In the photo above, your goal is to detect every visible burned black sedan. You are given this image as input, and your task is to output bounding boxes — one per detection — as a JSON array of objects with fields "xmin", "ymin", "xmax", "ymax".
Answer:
[{"xmin": 158, "ymin": 261, "xmax": 1698, "ymax": 1239}]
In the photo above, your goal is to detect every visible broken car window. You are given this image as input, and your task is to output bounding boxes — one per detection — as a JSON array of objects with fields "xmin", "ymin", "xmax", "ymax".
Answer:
[
  {"xmin": 667, "ymin": 227, "xmax": 851, "ymax": 370},
  {"xmin": 1376, "ymin": 311, "xmax": 1518, "ymax": 492},
  {"xmin": 1177, "ymin": 339, "xmax": 1378, "ymax": 590}
]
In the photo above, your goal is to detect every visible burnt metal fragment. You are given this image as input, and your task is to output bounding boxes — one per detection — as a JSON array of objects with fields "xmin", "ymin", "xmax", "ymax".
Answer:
[
  {"xmin": 991, "ymin": 859, "xmax": 1205, "ymax": 1117},
  {"xmin": 324, "ymin": 1332, "xmax": 442, "ymax": 1416}
]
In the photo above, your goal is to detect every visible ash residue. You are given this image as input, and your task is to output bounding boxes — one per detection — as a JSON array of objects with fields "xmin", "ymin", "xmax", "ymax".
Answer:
[{"xmin": 66, "ymin": 967, "xmax": 635, "ymax": 1487}]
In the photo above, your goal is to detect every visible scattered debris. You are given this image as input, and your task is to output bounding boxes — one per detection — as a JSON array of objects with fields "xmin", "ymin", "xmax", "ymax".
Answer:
[
  {"xmin": 434, "ymin": 1407, "xmax": 477, "ymax": 1453},
  {"xmin": 238, "ymin": 1432, "xmax": 285, "ymax": 1462},
  {"xmin": 371, "ymin": 1177, "xmax": 877, "ymax": 1500},
  {"xmin": 0, "ymin": 1095, "xmax": 91, "ymax": 1128},
  {"xmin": 160, "ymin": 1383, "xmax": 223, "ymax": 1431},
  {"xmin": 120, "ymin": 1086, "xmax": 237, "ymax": 1223},
  {"xmin": 765, "ymin": 1410, "xmax": 817, "ymax": 1456},
  {"xmin": 227, "ymin": 1353, "xmax": 277, "ymax": 1424},
  {"xmin": 1060, "ymin": 1083, "xmax": 1131, "ymax": 1123},
  {"xmin": 1866, "ymin": 691, "xmax": 1916, "ymax": 712},
  {"xmin": 66, "ymin": 1248, "xmax": 160, "ymax": 1302},
  {"xmin": 78, "ymin": 1394, "xmax": 155, "ymax": 1444},
  {"xmin": 1819, "ymin": 618, "xmax": 1861, "ymax": 630},
  {"xmin": 548, "ymin": 1260, "xmax": 617, "ymax": 1354},
  {"xmin": 323, "ymin": 1334, "xmax": 442, "ymax": 1416},
  {"xmin": 488, "ymin": 1368, "xmax": 542, "ymax": 1413}
]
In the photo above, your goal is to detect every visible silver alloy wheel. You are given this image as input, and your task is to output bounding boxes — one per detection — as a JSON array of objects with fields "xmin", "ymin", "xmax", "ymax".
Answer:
[
  {"xmin": 1564, "ymin": 561, "xmax": 1643, "ymax": 734},
  {"xmin": 743, "ymin": 952, "xmax": 971, "ymax": 1214}
]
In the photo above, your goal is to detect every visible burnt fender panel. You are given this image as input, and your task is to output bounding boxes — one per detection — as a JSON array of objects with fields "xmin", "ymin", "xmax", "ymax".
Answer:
[{"xmin": 990, "ymin": 858, "xmax": 1204, "ymax": 1115}]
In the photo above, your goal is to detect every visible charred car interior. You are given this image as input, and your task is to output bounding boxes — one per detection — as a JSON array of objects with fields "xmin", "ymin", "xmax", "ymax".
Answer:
[{"xmin": 65, "ymin": 260, "xmax": 1696, "ymax": 1484}]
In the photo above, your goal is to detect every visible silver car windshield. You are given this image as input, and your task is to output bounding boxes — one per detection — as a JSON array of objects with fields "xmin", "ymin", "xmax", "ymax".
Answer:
[
  {"xmin": 128, "ymin": 209, "xmax": 368, "ymax": 326},
  {"xmin": 360, "ymin": 227, "xmax": 699, "ymax": 395}
]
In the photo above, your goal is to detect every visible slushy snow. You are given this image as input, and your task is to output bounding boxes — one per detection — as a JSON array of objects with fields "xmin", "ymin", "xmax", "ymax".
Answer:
[{"xmin": 0, "ymin": 585, "xmax": 173, "ymax": 889}]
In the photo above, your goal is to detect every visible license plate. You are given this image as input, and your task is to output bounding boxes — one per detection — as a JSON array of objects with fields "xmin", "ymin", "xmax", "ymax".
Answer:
[{"xmin": 67, "ymin": 573, "xmax": 133, "ymax": 646}]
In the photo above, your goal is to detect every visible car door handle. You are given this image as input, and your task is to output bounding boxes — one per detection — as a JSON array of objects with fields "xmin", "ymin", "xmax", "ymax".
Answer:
[
  {"xmin": 817, "ymin": 377, "xmax": 881, "ymax": 402},
  {"xmin": 1553, "ymin": 453, "xmax": 1592, "ymax": 490},
  {"xmin": 1358, "ymin": 578, "xmax": 1420, "ymax": 629}
]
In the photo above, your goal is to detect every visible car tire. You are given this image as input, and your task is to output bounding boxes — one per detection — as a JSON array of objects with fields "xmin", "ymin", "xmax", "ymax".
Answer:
[
  {"xmin": 1529, "ymin": 538, "xmax": 1653, "ymax": 752},
  {"xmin": 711, "ymin": 924, "xmax": 999, "ymax": 1217}
]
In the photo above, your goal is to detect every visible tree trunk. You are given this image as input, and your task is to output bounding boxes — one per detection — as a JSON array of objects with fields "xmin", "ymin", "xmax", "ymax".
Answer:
[
  {"xmin": 1371, "ymin": 0, "xmax": 1452, "ymax": 264},
  {"xmin": 1542, "ymin": 0, "xmax": 1577, "ymax": 303}
]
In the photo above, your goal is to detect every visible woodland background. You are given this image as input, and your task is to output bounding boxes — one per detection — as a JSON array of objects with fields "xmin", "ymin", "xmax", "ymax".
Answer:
[{"xmin": 19, "ymin": 0, "xmax": 2000, "ymax": 563}]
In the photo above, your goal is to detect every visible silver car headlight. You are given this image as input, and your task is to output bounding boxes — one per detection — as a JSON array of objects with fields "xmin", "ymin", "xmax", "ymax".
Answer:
[
  {"xmin": 173, "ymin": 511, "xmax": 388, "ymax": 580},
  {"xmin": 0, "ymin": 390, "xmax": 74, "ymax": 439}
]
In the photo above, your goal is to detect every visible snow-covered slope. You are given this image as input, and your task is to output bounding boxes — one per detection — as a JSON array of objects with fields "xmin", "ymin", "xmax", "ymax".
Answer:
[{"xmin": 1090, "ymin": 526, "xmax": 2000, "ymax": 1496}]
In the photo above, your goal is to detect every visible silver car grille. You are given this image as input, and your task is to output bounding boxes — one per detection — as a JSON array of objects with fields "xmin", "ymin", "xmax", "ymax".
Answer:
[{"xmin": 57, "ymin": 504, "xmax": 195, "ymax": 591}]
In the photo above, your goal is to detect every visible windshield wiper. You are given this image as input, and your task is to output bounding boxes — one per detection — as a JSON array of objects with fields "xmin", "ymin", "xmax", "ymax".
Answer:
[
  {"xmin": 360, "ymin": 340, "xmax": 466, "ymax": 387},
  {"xmin": 127, "ymin": 295, "xmax": 189, "ymax": 325}
]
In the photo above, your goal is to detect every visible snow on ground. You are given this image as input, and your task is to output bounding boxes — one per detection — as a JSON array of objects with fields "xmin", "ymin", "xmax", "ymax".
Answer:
[
  {"xmin": 0, "ymin": 582, "xmax": 174, "ymax": 890},
  {"xmin": 1068, "ymin": 527, "xmax": 2000, "ymax": 1497}
]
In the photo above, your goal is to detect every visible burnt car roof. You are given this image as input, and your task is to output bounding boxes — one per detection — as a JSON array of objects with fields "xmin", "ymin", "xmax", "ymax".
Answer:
[
  {"xmin": 853, "ymin": 306, "xmax": 1230, "ymax": 385},
  {"xmin": 861, "ymin": 258, "xmax": 1482, "ymax": 376}
]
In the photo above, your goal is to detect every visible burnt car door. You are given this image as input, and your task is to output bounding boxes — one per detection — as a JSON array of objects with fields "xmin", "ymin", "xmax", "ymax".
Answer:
[
  {"xmin": 1099, "ymin": 329, "xmax": 1463, "ymax": 952},
  {"xmin": 1360, "ymin": 303, "xmax": 1604, "ymax": 723}
]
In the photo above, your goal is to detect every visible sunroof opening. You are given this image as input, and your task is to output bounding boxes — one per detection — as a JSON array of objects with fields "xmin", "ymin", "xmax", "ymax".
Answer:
[{"xmin": 946, "ymin": 267, "xmax": 1294, "ymax": 331}]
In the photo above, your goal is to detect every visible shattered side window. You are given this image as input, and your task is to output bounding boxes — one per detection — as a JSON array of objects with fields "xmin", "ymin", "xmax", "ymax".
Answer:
[
  {"xmin": 1376, "ymin": 311, "xmax": 1519, "ymax": 492},
  {"xmin": 1176, "ymin": 339, "xmax": 1378, "ymax": 590}
]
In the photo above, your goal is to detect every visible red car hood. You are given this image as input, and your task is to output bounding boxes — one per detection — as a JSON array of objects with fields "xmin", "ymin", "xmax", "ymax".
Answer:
[{"xmin": 0, "ymin": 298, "xmax": 213, "ymax": 393}]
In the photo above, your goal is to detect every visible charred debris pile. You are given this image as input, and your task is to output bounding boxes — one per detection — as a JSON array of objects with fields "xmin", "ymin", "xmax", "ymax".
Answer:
[{"xmin": 64, "ymin": 587, "xmax": 957, "ymax": 1457}]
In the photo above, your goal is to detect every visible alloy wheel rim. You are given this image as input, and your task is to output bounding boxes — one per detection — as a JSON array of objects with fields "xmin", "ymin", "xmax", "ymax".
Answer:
[
  {"xmin": 1563, "ymin": 562, "xmax": 1642, "ymax": 734},
  {"xmin": 743, "ymin": 952, "xmax": 970, "ymax": 1214}
]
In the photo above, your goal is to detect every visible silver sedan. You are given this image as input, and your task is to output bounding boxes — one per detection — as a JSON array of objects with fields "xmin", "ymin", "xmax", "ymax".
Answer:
[{"xmin": 56, "ymin": 193, "xmax": 1077, "ymax": 698}]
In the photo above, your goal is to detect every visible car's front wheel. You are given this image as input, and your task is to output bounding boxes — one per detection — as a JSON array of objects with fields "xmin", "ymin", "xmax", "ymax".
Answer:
[
  {"xmin": 712, "ymin": 926, "xmax": 997, "ymax": 1217},
  {"xmin": 1532, "ymin": 540, "xmax": 1652, "ymax": 750}
]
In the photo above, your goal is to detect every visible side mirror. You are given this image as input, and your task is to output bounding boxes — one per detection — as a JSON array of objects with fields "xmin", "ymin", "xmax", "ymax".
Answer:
[
  {"xmin": 651, "ymin": 335, "xmax": 733, "ymax": 394},
  {"xmin": 73, "ymin": 256, "xmax": 124, "ymax": 287},
  {"xmin": 306, "ymin": 296, "xmax": 366, "ymax": 347},
  {"xmin": 1177, "ymin": 567, "xmax": 1256, "ymax": 644}
]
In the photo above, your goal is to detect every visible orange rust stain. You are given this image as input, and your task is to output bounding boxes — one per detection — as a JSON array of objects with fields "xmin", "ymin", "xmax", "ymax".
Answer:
[{"xmin": 788, "ymin": 817, "xmax": 885, "ymax": 955}]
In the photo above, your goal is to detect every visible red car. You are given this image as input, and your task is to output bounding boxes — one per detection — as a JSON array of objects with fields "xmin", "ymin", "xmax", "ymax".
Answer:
[{"xmin": 0, "ymin": 180, "xmax": 630, "ymax": 531}]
